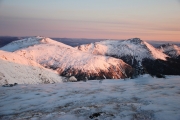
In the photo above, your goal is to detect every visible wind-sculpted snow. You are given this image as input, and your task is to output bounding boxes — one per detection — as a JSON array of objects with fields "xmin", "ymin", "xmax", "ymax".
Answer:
[
  {"xmin": 0, "ymin": 50, "xmax": 62, "ymax": 85},
  {"xmin": 0, "ymin": 75, "xmax": 180, "ymax": 120},
  {"xmin": 12, "ymin": 37, "xmax": 132, "ymax": 80},
  {"xmin": 158, "ymin": 44, "xmax": 180, "ymax": 58},
  {"xmin": 76, "ymin": 38, "xmax": 168, "ymax": 62}
]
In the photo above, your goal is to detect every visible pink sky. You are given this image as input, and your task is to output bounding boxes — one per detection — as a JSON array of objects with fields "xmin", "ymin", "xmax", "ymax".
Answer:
[{"xmin": 0, "ymin": 0, "xmax": 180, "ymax": 41}]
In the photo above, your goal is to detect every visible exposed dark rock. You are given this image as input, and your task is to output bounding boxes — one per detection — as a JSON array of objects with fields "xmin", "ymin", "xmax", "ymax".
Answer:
[
  {"xmin": 142, "ymin": 57, "xmax": 180, "ymax": 76},
  {"xmin": 68, "ymin": 76, "xmax": 77, "ymax": 82},
  {"xmin": 89, "ymin": 112, "xmax": 104, "ymax": 119},
  {"xmin": 57, "ymin": 64, "xmax": 133, "ymax": 81},
  {"xmin": 14, "ymin": 83, "xmax": 18, "ymax": 86},
  {"xmin": 2, "ymin": 84, "xmax": 15, "ymax": 87}
]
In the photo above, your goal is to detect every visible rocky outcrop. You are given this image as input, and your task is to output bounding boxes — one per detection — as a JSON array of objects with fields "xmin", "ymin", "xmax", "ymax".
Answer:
[
  {"xmin": 57, "ymin": 60, "xmax": 132, "ymax": 80},
  {"xmin": 68, "ymin": 76, "xmax": 77, "ymax": 82}
]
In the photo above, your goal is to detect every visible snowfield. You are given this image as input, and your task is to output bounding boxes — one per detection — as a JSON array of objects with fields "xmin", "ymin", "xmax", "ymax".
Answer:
[{"xmin": 0, "ymin": 75, "xmax": 180, "ymax": 120}]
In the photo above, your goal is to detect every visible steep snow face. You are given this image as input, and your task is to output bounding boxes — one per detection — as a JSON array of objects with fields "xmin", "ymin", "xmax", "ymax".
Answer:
[
  {"xmin": 14, "ymin": 38, "xmax": 132, "ymax": 80},
  {"xmin": 0, "ymin": 50, "xmax": 62, "ymax": 85},
  {"xmin": 76, "ymin": 38, "xmax": 168, "ymax": 61},
  {"xmin": 0, "ymin": 36, "xmax": 72, "ymax": 52},
  {"xmin": 158, "ymin": 44, "xmax": 180, "ymax": 58}
]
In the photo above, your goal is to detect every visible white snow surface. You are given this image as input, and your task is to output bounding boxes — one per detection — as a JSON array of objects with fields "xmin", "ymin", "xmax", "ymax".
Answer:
[
  {"xmin": 12, "ymin": 37, "xmax": 131, "ymax": 79},
  {"xmin": 0, "ymin": 50, "xmax": 62, "ymax": 85},
  {"xmin": 158, "ymin": 44, "xmax": 180, "ymax": 57},
  {"xmin": 76, "ymin": 38, "xmax": 168, "ymax": 61},
  {"xmin": 0, "ymin": 75, "xmax": 180, "ymax": 120}
]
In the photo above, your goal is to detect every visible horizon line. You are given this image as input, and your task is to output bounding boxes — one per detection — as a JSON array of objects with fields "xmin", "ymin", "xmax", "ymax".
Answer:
[{"xmin": 0, "ymin": 35, "xmax": 179, "ymax": 42}]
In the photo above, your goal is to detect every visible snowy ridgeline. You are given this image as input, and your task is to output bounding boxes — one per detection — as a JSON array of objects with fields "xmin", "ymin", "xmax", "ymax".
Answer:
[
  {"xmin": 76, "ymin": 38, "xmax": 168, "ymax": 61},
  {"xmin": 0, "ymin": 75, "xmax": 180, "ymax": 120}
]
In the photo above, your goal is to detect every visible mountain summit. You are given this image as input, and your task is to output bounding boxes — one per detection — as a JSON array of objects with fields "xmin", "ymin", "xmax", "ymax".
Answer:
[{"xmin": 76, "ymin": 38, "xmax": 168, "ymax": 63}]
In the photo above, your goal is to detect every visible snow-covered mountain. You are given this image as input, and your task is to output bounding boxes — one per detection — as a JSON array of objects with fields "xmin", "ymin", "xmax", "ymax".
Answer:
[
  {"xmin": 1, "ymin": 37, "xmax": 132, "ymax": 80},
  {"xmin": 157, "ymin": 44, "xmax": 180, "ymax": 58},
  {"xmin": 76, "ymin": 38, "xmax": 168, "ymax": 63},
  {"xmin": 0, "ymin": 50, "xmax": 62, "ymax": 85}
]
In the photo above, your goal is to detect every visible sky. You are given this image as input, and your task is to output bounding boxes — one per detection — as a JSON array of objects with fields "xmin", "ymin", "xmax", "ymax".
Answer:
[{"xmin": 0, "ymin": 0, "xmax": 180, "ymax": 41}]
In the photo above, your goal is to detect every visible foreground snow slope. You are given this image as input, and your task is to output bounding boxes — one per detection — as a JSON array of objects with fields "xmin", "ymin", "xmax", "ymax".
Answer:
[
  {"xmin": 0, "ymin": 75, "xmax": 180, "ymax": 120},
  {"xmin": 158, "ymin": 44, "xmax": 180, "ymax": 58},
  {"xmin": 76, "ymin": 38, "xmax": 168, "ymax": 61},
  {"xmin": 0, "ymin": 50, "xmax": 62, "ymax": 85},
  {"xmin": 11, "ymin": 37, "xmax": 132, "ymax": 80}
]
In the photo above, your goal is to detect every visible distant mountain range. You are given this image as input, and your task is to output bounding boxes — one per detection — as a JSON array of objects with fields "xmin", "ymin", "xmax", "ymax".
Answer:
[
  {"xmin": 0, "ymin": 37, "xmax": 132, "ymax": 83},
  {"xmin": 1, "ymin": 36, "xmax": 180, "ymax": 48},
  {"xmin": 0, "ymin": 37, "xmax": 180, "ymax": 84},
  {"xmin": 0, "ymin": 36, "xmax": 104, "ymax": 47},
  {"xmin": 0, "ymin": 36, "xmax": 23, "ymax": 47}
]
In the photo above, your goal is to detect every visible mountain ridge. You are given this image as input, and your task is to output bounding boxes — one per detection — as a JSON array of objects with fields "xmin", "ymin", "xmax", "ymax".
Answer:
[
  {"xmin": 1, "ymin": 37, "xmax": 133, "ymax": 80},
  {"xmin": 76, "ymin": 38, "xmax": 168, "ymax": 62}
]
